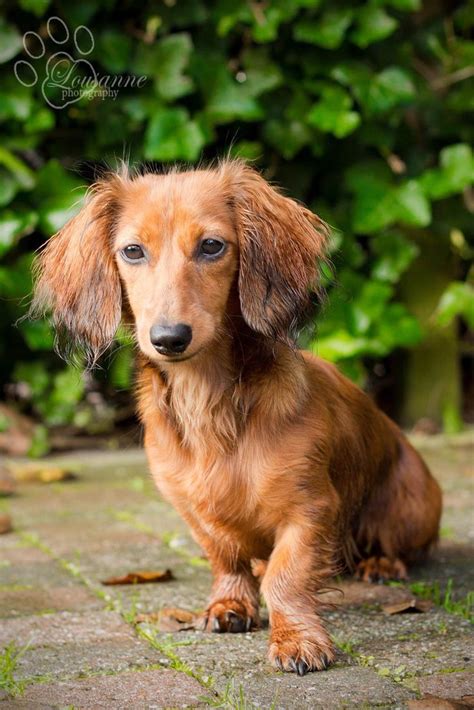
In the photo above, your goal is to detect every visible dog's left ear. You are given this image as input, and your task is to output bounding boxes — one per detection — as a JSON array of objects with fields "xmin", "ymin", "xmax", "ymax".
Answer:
[{"xmin": 223, "ymin": 162, "xmax": 329, "ymax": 343}]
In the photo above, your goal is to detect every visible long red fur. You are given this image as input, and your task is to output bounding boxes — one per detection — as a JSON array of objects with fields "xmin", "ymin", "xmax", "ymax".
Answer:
[{"xmin": 32, "ymin": 160, "xmax": 442, "ymax": 674}]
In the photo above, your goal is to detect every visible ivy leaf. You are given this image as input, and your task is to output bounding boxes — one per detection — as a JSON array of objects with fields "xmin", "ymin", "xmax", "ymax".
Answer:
[
  {"xmin": 387, "ymin": 0, "xmax": 421, "ymax": 9},
  {"xmin": 294, "ymin": 10, "xmax": 353, "ymax": 49},
  {"xmin": 420, "ymin": 144, "xmax": 474, "ymax": 200},
  {"xmin": 96, "ymin": 30, "xmax": 133, "ymax": 74},
  {"xmin": 34, "ymin": 161, "xmax": 86, "ymax": 234},
  {"xmin": 435, "ymin": 282, "xmax": 474, "ymax": 329},
  {"xmin": 352, "ymin": 7, "xmax": 398, "ymax": 48},
  {"xmin": 18, "ymin": 0, "xmax": 51, "ymax": 16},
  {"xmin": 307, "ymin": 86, "xmax": 360, "ymax": 138},
  {"xmin": 144, "ymin": 108, "xmax": 206, "ymax": 161},
  {"xmin": 371, "ymin": 232, "xmax": 419, "ymax": 283},
  {"xmin": 365, "ymin": 67, "xmax": 415, "ymax": 114},
  {"xmin": 134, "ymin": 34, "xmax": 194, "ymax": 101},
  {"xmin": 263, "ymin": 118, "xmax": 312, "ymax": 159},
  {"xmin": 394, "ymin": 180, "xmax": 431, "ymax": 227},
  {"xmin": 348, "ymin": 281, "xmax": 394, "ymax": 335},
  {"xmin": 349, "ymin": 173, "xmax": 396, "ymax": 233},
  {"xmin": 0, "ymin": 20, "xmax": 22, "ymax": 63},
  {"xmin": 0, "ymin": 210, "xmax": 38, "ymax": 256},
  {"xmin": 377, "ymin": 303, "xmax": 422, "ymax": 349},
  {"xmin": 194, "ymin": 55, "xmax": 263, "ymax": 123},
  {"xmin": 241, "ymin": 48, "xmax": 283, "ymax": 96}
]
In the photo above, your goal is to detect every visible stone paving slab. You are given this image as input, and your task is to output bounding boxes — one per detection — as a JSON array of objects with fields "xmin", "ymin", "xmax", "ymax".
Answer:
[
  {"xmin": 0, "ymin": 669, "xmax": 206, "ymax": 709},
  {"xmin": 0, "ymin": 435, "xmax": 472, "ymax": 709}
]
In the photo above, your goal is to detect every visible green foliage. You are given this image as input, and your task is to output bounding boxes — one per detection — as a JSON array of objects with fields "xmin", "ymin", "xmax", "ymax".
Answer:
[
  {"xmin": 0, "ymin": 0, "xmax": 472, "ymax": 440},
  {"xmin": 0, "ymin": 642, "xmax": 29, "ymax": 697}
]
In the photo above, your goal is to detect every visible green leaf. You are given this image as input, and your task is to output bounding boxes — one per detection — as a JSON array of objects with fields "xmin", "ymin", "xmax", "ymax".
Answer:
[
  {"xmin": 241, "ymin": 48, "xmax": 283, "ymax": 96},
  {"xmin": 18, "ymin": 319, "xmax": 55, "ymax": 351},
  {"xmin": 97, "ymin": 30, "xmax": 133, "ymax": 74},
  {"xmin": 144, "ymin": 107, "xmax": 206, "ymax": 161},
  {"xmin": 348, "ymin": 172, "xmax": 396, "ymax": 234},
  {"xmin": 377, "ymin": 303, "xmax": 421, "ymax": 349},
  {"xmin": 371, "ymin": 232, "xmax": 419, "ymax": 283},
  {"xmin": 394, "ymin": 180, "xmax": 431, "ymax": 227},
  {"xmin": 348, "ymin": 281, "xmax": 394, "ymax": 335},
  {"xmin": 435, "ymin": 282, "xmax": 474, "ymax": 329},
  {"xmin": 193, "ymin": 53, "xmax": 264, "ymax": 123},
  {"xmin": 365, "ymin": 67, "xmax": 415, "ymax": 113},
  {"xmin": 294, "ymin": 10, "xmax": 353, "ymax": 49},
  {"xmin": 387, "ymin": 0, "xmax": 421, "ymax": 10},
  {"xmin": 0, "ymin": 147, "xmax": 35, "ymax": 190},
  {"xmin": 34, "ymin": 161, "xmax": 86, "ymax": 234},
  {"xmin": 14, "ymin": 361, "xmax": 50, "ymax": 398},
  {"xmin": 0, "ymin": 172, "xmax": 17, "ymax": 207},
  {"xmin": 134, "ymin": 33, "xmax": 193, "ymax": 101},
  {"xmin": 352, "ymin": 7, "xmax": 398, "ymax": 48},
  {"xmin": 312, "ymin": 330, "xmax": 377, "ymax": 361},
  {"xmin": 28, "ymin": 425, "xmax": 50, "ymax": 458},
  {"xmin": 263, "ymin": 118, "xmax": 312, "ymax": 159},
  {"xmin": 307, "ymin": 86, "xmax": 360, "ymax": 138},
  {"xmin": 0, "ymin": 210, "xmax": 38, "ymax": 256},
  {"xmin": 18, "ymin": 0, "xmax": 51, "ymax": 16},
  {"xmin": 420, "ymin": 144, "xmax": 474, "ymax": 200},
  {"xmin": 0, "ymin": 20, "xmax": 22, "ymax": 63}
]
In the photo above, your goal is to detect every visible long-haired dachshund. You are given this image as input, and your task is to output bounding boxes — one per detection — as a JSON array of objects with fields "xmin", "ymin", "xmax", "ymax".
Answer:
[{"xmin": 32, "ymin": 160, "xmax": 442, "ymax": 675}]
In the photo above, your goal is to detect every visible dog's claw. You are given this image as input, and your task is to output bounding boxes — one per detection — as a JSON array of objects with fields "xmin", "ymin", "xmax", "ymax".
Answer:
[
  {"xmin": 297, "ymin": 660, "xmax": 309, "ymax": 676},
  {"xmin": 274, "ymin": 657, "xmax": 283, "ymax": 671},
  {"xmin": 245, "ymin": 616, "xmax": 252, "ymax": 631},
  {"xmin": 289, "ymin": 658, "xmax": 297, "ymax": 673},
  {"xmin": 212, "ymin": 617, "xmax": 221, "ymax": 632}
]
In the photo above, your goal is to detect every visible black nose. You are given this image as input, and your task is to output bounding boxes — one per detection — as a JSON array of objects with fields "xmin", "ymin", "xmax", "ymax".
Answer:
[{"xmin": 149, "ymin": 323, "xmax": 193, "ymax": 355}]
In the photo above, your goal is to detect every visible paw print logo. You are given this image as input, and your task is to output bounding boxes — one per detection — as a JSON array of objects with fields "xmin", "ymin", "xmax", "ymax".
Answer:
[{"xmin": 14, "ymin": 16, "xmax": 97, "ymax": 110}]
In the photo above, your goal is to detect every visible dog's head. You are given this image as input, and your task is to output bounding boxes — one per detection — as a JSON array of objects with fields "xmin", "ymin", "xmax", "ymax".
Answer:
[{"xmin": 32, "ymin": 161, "xmax": 328, "ymax": 365}]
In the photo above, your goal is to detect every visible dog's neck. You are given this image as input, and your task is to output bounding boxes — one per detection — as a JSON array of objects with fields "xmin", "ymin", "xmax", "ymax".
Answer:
[{"xmin": 140, "ymin": 324, "xmax": 308, "ymax": 455}]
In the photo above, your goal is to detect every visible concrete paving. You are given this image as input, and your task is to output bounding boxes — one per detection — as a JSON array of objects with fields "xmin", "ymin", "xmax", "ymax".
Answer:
[{"xmin": 0, "ymin": 435, "xmax": 472, "ymax": 709}]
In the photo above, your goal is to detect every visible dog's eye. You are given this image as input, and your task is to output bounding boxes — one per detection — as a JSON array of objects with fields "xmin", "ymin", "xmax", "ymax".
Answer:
[
  {"xmin": 199, "ymin": 238, "xmax": 225, "ymax": 258},
  {"xmin": 121, "ymin": 244, "xmax": 145, "ymax": 262}
]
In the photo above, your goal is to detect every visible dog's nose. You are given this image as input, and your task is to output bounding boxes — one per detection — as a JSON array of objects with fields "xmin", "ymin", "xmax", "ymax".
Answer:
[{"xmin": 149, "ymin": 323, "xmax": 193, "ymax": 355}]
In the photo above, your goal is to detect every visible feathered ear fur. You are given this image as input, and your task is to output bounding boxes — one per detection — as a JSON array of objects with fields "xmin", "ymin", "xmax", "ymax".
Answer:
[
  {"xmin": 222, "ymin": 161, "xmax": 329, "ymax": 343},
  {"xmin": 31, "ymin": 175, "xmax": 125, "ymax": 364}
]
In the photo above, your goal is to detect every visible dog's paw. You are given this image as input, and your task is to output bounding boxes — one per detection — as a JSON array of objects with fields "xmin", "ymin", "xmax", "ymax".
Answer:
[
  {"xmin": 268, "ymin": 635, "xmax": 335, "ymax": 675},
  {"xmin": 200, "ymin": 599, "xmax": 258, "ymax": 633},
  {"xmin": 355, "ymin": 556, "xmax": 408, "ymax": 583}
]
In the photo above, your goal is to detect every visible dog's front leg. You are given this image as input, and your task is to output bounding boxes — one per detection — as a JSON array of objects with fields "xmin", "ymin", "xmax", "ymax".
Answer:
[
  {"xmin": 200, "ymin": 542, "xmax": 260, "ymax": 633},
  {"xmin": 262, "ymin": 511, "xmax": 337, "ymax": 675}
]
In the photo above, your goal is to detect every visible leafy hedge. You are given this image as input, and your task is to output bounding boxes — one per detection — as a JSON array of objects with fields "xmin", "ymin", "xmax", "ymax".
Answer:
[{"xmin": 0, "ymin": 0, "xmax": 473, "ymax": 450}]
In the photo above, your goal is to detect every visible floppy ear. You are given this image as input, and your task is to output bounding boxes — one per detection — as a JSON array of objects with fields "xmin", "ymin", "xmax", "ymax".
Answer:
[
  {"xmin": 223, "ymin": 162, "xmax": 329, "ymax": 343},
  {"xmin": 31, "ymin": 177, "xmax": 123, "ymax": 364}
]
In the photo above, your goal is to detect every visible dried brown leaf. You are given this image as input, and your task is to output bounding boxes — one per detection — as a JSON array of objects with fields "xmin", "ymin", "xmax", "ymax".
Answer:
[
  {"xmin": 9, "ymin": 464, "xmax": 77, "ymax": 484},
  {"xmin": 0, "ymin": 465, "xmax": 16, "ymax": 496},
  {"xmin": 102, "ymin": 569, "xmax": 174, "ymax": 586},
  {"xmin": 135, "ymin": 606, "xmax": 198, "ymax": 631},
  {"xmin": 382, "ymin": 598, "xmax": 433, "ymax": 615},
  {"xmin": 0, "ymin": 514, "xmax": 13, "ymax": 534}
]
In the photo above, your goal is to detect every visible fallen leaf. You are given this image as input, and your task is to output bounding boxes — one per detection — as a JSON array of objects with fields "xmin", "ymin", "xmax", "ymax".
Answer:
[
  {"xmin": 0, "ymin": 404, "xmax": 35, "ymax": 456},
  {"xmin": 8, "ymin": 464, "xmax": 77, "ymax": 484},
  {"xmin": 0, "ymin": 514, "xmax": 13, "ymax": 534},
  {"xmin": 136, "ymin": 607, "xmax": 198, "ymax": 631},
  {"xmin": 0, "ymin": 465, "xmax": 16, "ymax": 496},
  {"xmin": 102, "ymin": 569, "xmax": 175, "ymax": 586},
  {"xmin": 408, "ymin": 695, "xmax": 472, "ymax": 709},
  {"xmin": 382, "ymin": 598, "xmax": 433, "ymax": 615}
]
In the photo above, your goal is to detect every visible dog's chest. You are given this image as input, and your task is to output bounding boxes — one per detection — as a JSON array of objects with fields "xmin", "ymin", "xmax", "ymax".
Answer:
[{"xmin": 147, "ymin": 426, "xmax": 283, "ymax": 545}]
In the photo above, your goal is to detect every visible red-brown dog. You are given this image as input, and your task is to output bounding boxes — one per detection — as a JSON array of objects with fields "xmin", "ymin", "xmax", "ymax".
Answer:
[{"xmin": 33, "ymin": 161, "xmax": 442, "ymax": 675}]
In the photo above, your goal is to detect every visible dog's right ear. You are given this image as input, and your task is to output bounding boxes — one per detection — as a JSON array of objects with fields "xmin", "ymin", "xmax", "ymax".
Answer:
[{"xmin": 31, "ymin": 176, "xmax": 124, "ymax": 364}]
